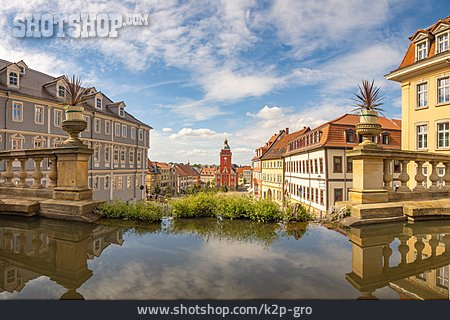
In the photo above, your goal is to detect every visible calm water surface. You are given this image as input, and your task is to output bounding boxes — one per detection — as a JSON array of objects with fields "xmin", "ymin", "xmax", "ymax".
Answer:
[{"xmin": 0, "ymin": 216, "xmax": 449, "ymax": 299}]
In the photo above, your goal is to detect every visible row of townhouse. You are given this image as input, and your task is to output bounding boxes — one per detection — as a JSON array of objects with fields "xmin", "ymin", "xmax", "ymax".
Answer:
[
  {"xmin": 252, "ymin": 114, "xmax": 402, "ymax": 215},
  {"xmin": 146, "ymin": 161, "xmax": 200, "ymax": 195},
  {"xmin": 0, "ymin": 59, "xmax": 151, "ymax": 202}
]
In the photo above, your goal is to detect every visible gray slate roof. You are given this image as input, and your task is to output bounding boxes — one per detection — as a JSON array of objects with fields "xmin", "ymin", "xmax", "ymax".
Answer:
[{"xmin": 0, "ymin": 59, "xmax": 151, "ymax": 128}]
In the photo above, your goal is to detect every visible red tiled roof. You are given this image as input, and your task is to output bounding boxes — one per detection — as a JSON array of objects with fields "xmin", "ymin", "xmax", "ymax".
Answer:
[
  {"xmin": 200, "ymin": 167, "xmax": 217, "ymax": 175},
  {"xmin": 394, "ymin": 17, "xmax": 450, "ymax": 71},
  {"xmin": 284, "ymin": 114, "xmax": 401, "ymax": 156},
  {"xmin": 237, "ymin": 166, "xmax": 252, "ymax": 174},
  {"xmin": 176, "ymin": 164, "xmax": 200, "ymax": 177},
  {"xmin": 261, "ymin": 127, "xmax": 310, "ymax": 160}
]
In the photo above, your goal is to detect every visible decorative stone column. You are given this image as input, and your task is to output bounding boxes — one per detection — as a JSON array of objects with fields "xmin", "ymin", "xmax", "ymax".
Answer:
[{"xmin": 52, "ymin": 147, "xmax": 93, "ymax": 201}]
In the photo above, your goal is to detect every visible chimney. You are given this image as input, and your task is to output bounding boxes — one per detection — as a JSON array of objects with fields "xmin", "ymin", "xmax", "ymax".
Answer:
[{"xmin": 285, "ymin": 128, "xmax": 289, "ymax": 134}]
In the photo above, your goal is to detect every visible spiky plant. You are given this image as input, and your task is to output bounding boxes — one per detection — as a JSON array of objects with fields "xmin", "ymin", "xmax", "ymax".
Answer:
[
  {"xmin": 352, "ymin": 79, "xmax": 384, "ymax": 113},
  {"xmin": 62, "ymin": 75, "xmax": 86, "ymax": 106}
]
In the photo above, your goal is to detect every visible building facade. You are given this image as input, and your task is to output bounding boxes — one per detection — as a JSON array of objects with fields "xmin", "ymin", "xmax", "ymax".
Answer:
[
  {"xmin": 146, "ymin": 161, "xmax": 176, "ymax": 195},
  {"xmin": 175, "ymin": 164, "xmax": 200, "ymax": 194},
  {"xmin": 386, "ymin": 17, "xmax": 450, "ymax": 188},
  {"xmin": 0, "ymin": 59, "xmax": 151, "ymax": 202},
  {"xmin": 237, "ymin": 166, "xmax": 252, "ymax": 186},
  {"xmin": 283, "ymin": 114, "xmax": 401, "ymax": 215},
  {"xmin": 260, "ymin": 127, "xmax": 308, "ymax": 204},
  {"xmin": 215, "ymin": 139, "xmax": 237, "ymax": 190},
  {"xmin": 200, "ymin": 166, "xmax": 217, "ymax": 186}
]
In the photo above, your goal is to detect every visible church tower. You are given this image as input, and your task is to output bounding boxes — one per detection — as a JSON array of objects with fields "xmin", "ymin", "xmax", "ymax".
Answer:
[{"xmin": 216, "ymin": 138, "xmax": 237, "ymax": 190}]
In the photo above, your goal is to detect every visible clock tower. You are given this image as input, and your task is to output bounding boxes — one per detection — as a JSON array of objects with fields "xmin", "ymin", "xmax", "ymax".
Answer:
[{"xmin": 215, "ymin": 138, "xmax": 237, "ymax": 190}]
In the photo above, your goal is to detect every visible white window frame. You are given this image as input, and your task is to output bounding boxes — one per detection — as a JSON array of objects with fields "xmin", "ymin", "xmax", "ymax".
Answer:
[
  {"xmin": 131, "ymin": 127, "xmax": 136, "ymax": 139},
  {"xmin": 105, "ymin": 146, "xmax": 111, "ymax": 163},
  {"xmin": 33, "ymin": 136, "xmax": 46, "ymax": 148},
  {"xmin": 105, "ymin": 120, "xmax": 111, "ymax": 135},
  {"xmin": 104, "ymin": 176, "xmax": 110, "ymax": 189},
  {"xmin": 115, "ymin": 123, "xmax": 121, "ymax": 136},
  {"xmin": 84, "ymin": 116, "xmax": 90, "ymax": 132},
  {"xmin": 437, "ymin": 77, "xmax": 449, "ymax": 104},
  {"xmin": 94, "ymin": 144, "xmax": 101, "ymax": 162},
  {"xmin": 437, "ymin": 33, "xmax": 449, "ymax": 53},
  {"xmin": 8, "ymin": 71, "xmax": 19, "ymax": 87},
  {"xmin": 95, "ymin": 97, "xmax": 102, "ymax": 109},
  {"xmin": 93, "ymin": 176, "xmax": 100, "ymax": 191},
  {"xmin": 417, "ymin": 124, "xmax": 428, "ymax": 150},
  {"xmin": 122, "ymin": 124, "xmax": 127, "ymax": 138},
  {"xmin": 34, "ymin": 105, "xmax": 44, "ymax": 125},
  {"xmin": 437, "ymin": 121, "xmax": 450, "ymax": 149},
  {"xmin": 416, "ymin": 82, "xmax": 428, "ymax": 108},
  {"xmin": 11, "ymin": 135, "xmax": 24, "ymax": 150},
  {"xmin": 129, "ymin": 149, "xmax": 135, "ymax": 166},
  {"xmin": 12, "ymin": 101, "xmax": 23, "ymax": 122},
  {"xmin": 416, "ymin": 41, "xmax": 428, "ymax": 61},
  {"xmin": 54, "ymin": 109, "xmax": 63, "ymax": 127},
  {"xmin": 119, "ymin": 107, "xmax": 125, "ymax": 117},
  {"xmin": 120, "ymin": 148, "xmax": 126, "ymax": 164},
  {"xmin": 114, "ymin": 148, "xmax": 119, "ymax": 164},
  {"xmin": 57, "ymin": 85, "xmax": 66, "ymax": 98},
  {"xmin": 138, "ymin": 129, "xmax": 144, "ymax": 141},
  {"xmin": 94, "ymin": 118, "xmax": 101, "ymax": 133}
]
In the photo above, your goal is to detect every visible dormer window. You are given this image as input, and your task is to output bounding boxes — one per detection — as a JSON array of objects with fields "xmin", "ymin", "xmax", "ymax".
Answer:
[
  {"xmin": 58, "ymin": 85, "xmax": 66, "ymax": 98},
  {"xmin": 8, "ymin": 72, "xmax": 18, "ymax": 86},
  {"xmin": 437, "ymin": 33, "xmax": 449, "ymax": 53},
  {"xmin": 417, "ymin": 41, "xmax": 427, "ymax": 61},
  {"xmin": 96, "ymin": 97, "xmax": 102, "ymax": 109},
  {"xmin": 382, "ymin": 132, "xmax": 390, "ymax": 145},
  {"xmin": 119, "ymin": 106, "xmax": 125, "ymax": 117},
  {"xmin": 19, "ymin": 66, "xmax": 25, "ymax": 74},
  {"xmin": 345, "ymin": 130, "xmax": 355, "ymax": 143}
]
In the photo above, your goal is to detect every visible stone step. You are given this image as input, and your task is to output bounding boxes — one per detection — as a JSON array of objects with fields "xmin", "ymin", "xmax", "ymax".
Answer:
[{"xmin": 0, "ymin": 199, "xmax": 39, "ymax": 217}]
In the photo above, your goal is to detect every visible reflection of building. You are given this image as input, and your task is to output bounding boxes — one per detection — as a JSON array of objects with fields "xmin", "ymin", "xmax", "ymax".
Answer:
[
  {"xmin": 346, "ymin": 221, "xmax": 450, "ymax": 299},
  {"xmin": 0, "ymin": 59, "xmax": 151, "ymax": 202},
  {"xmin": 215, "ymin": 139, "xmax": 238, "ymax": 190},
  {"xmin": 0, "ymin": 217, "xmax": 123, "ymax": 299},
  {"xmin": 284, "ymin": 114, "xmax": 401, "ymax": 215},
  {"xmin": 146, "ymin": 161, "xmax": 176, "ymax": 194},
  {"xmin": 386, "ymin": 18, "xmax": 450, "ymax": 188}
]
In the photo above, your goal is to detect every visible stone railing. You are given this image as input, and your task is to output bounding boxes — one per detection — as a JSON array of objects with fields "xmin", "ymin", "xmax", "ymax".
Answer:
[
  {"xmin": 0, "ymin": 149, "xmax": 58, "ymax": 192},
  {"xmin": 0, "ymin": 146, "xmax": 93, "ymax": 201},
  {"xmin": 346, "ymin": 147, "xmax": 450, "ymax": 204}
]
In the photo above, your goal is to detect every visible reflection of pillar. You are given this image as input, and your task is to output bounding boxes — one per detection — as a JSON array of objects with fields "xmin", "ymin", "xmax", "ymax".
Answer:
[
  {"xmin": 32, "ymin": 233, "xmax": 42, "ymax": 258},
  {"xmin": 382, "ymin": 245, "xmax": 392, "ymax": 271},
  {"xmin": 398, "ymin": 235, "xmax": 410, "ymax": 265},
  {"xmin": 414, "ymin": 237, "xmax": 425, "ymax": 262},
  {"xmin": 443, "ymin": 235, "xmax": 450, "ymax": 256},
  {"xmin": 351, "ymin": 241, "xmax": 384, "ymax": 280},
  {"xmin": 18, "ymin": 232, "xmax": 27, "ymax": 254},
  {"xmin": 429, "ymin": 235, "xmax": 439, "ymax": 258}
]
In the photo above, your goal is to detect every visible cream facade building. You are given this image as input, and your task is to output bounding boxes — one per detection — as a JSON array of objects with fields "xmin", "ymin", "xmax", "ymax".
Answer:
[{"xmin": 386, "ymin": 17, "xmax": 450, "ymax": 187}]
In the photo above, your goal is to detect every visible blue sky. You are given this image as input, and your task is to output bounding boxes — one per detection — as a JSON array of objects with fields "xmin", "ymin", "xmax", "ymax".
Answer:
[{"xmin": 1, "ymin": 0, "xmax": 449, "ymax": 165}]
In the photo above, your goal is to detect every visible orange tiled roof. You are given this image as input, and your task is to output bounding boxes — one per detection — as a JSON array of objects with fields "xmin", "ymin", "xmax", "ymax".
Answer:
[
  {"xmin": 284, "ymin": 114, "xmax": 401, "ymax": 156},
  {"xmin": 395, "ymin": 16, "xmax": 450, "ymax": 70},
  {"xmin": 237, "ymin": 166, "xmax": 252, "ymax": 174},
  {"xmin": 261, "ymin": 127, "xmax": 310, "ymax": 160},
  {"xmin": 200, "ymin": 167, "xmax": 217, "ymax": 175}
]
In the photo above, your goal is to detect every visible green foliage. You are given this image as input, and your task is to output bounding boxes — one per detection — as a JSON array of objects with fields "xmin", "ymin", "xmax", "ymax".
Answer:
[
  {"xmin": 251, "ymin": 198, "xmax": 282, "ymax": 222},
  {"xmin": 283, "ymin": 204, "xmax": 313, "ymax": 222},
  {"xmin": 95, "ymin": 201, "xmax": 165, "ymax": 222},
  {"xmin": 170, "ymin": 192, "xmax": 218, "ymax": 218},
  {"xmin": 154, "ymin": 185, "xmax": 161, "ymax": 195},
  {"xmin": 220, "ymin": 185, "xmax": 228, "ymax": 193},
  {"xmin": 170, "ymin": 193, "xmax": 283, "ymax": 222}
]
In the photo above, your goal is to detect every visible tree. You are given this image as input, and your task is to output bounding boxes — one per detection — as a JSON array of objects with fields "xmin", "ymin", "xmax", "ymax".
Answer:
[{"xmin": 154, "ymin": 185, "xmax": 161, "ymax": 195}]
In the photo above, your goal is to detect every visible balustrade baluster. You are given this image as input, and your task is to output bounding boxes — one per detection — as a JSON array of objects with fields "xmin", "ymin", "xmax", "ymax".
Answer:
[
  {"xmin": 397, "ymin": 235, "xmax": 409, "ymax": 265},
  {"xmin": 414, "ymin": 237, "xmax": 425, "ymax": 262},
  {"xmin": 398, "ymin": 160, "xmax": 410, "ymax": 191},
  {"xmin": 4, "ymin": 159, "xmax": 14, "ymax": 187},
  {"xmin": 48, "ymin": 156, "xmax": 57, "ymax": 188},
  {"xmin": 31, "ymin": 157, "xmax": 43, "ymax": 189},
  {"xmin": 428, "ymin": 235, "xmax": 439, "ymax": 257},
  {"xmin": 383, "ymin": 159, "xmax": 393, "ymax": 191},
  {"xmin": 428, "ymin": 161, "xmax": 440, "ymax": 191},
  {"xmin": 17, "ymin": 158, "xmax": 28, "ymax": 188},
  {"xmin": 444, "ymin": 162, "xmax": 450, "ymax": 192},
  {"xmin": 414, "ymin": 161, "xmax": 426, "ymax": 191}
]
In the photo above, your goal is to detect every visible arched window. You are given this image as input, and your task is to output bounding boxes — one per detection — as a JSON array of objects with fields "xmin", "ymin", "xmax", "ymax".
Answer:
[
  {"xmin": 345, "ymin": 129, "xmax": 355, "ymax": 143},
  {"xmin": 53, "ymin": 137, "xmax": 65, "ymax": 147},
  {"xmin": 33, "ymin": 136, "xmax": 46, "ymax": 148},
  {"xmin": 9, "ymin": 72, "xmax": 18, "ymax": 86},
  {"xmin": 10, "ymin": 134, "xmax": 24, "ymax": 150}
]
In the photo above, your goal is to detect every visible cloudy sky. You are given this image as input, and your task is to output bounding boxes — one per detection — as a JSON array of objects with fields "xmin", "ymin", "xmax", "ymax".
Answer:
[{"xmin": 2, "ymin": 0, "xmax": 449, "ymax": 164}]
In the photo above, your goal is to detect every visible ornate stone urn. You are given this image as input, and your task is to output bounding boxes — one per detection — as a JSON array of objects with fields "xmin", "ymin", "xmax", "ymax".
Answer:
[
  {"xmin": 355, "ymin": 110, "xmax": 381, "ymax": 149},
  {"xmin": 62, "ymin": 117, "xmax": 87, "ymax": 146}
]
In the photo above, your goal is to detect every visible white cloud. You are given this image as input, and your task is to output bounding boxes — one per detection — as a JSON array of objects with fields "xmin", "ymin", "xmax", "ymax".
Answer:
[
  {"xmin": 162, "ymin": 127, "xmax": 173, "ymax": 133},
  {"xmin": 169, "ymin": 128, "xmax": 221, "ymax": 139}
]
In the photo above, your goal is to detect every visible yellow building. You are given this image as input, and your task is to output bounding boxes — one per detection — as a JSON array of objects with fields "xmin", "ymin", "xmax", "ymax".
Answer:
[
  {"xmin": 260, "ymin": 127, "xmax": 308, "ymax": 204},
  {"xmin": 386, "ymin": 17, "xmax": 450, "ymax": 187}
]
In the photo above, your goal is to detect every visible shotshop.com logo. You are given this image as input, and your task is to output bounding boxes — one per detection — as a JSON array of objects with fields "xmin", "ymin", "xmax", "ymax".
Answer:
[{"xmin": 13, "ymin": 13, "xmax": 149, "ymax": 38}]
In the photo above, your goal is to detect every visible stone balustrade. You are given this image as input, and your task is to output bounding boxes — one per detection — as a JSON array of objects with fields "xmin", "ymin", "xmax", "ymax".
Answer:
[
  {"xmin": 0, "ymin": 148, "xmax": 58, "ymax": 192},
  {"xmin": 347, "ymin": 147, "xmax": 450, "ymax": 204}
]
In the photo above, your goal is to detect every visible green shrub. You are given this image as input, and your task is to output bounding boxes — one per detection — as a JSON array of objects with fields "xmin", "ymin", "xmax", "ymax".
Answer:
[
  {"xmin": 170, "ymin": 192, "xmax": 217, "ymax": 218},
  {"xmin": 250, "ymin": 198, "xmax": 282, "ymax": 222},
  {"xmin": 216, "ymin": 195, "xmax": 254, "ymax": 219},
  {"xmin": 283, "ymin": 204, "xmax": 313, "ymax": 222},
  {"xmin": 96, "ymin": 201, "xmax": 165, "ymax": 222}
]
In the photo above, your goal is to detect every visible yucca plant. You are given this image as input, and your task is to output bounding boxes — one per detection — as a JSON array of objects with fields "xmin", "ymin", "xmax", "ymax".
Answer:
[
  {"xmin": 352, "ymin": 79, "xmax": 384, "ymax": 114},
  {"xmin": 62, "ymin": 75, "xmax": 86, "ymax": 106}
]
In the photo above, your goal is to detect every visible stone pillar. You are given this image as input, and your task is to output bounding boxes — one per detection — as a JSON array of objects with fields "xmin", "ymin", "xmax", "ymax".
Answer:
[
  {"xmin": 52, "ymin": 147, "xmax": 93, "ymax": 201},
  {"xmin": 348, "ymin": 149, "xmax": 388, "ymax": 204}
]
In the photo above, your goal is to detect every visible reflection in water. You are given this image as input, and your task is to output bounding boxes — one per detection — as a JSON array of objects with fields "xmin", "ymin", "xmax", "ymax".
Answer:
[
  {"xmin": 0, "ymin": 217, "xmax": 124, "ymax": 299},
  {"xmin": 346, "ymin": 221, "xmax": 450, "ymax": 300},
  {"xmin": 1, "ymin": 215, "xmax": 449, "ymax": 299}
]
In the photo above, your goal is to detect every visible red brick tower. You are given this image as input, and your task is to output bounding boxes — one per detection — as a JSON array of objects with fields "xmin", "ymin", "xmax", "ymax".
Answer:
[{"xmin": 216, "ymin": 138, "xmax": 237, "ymax": 190}]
